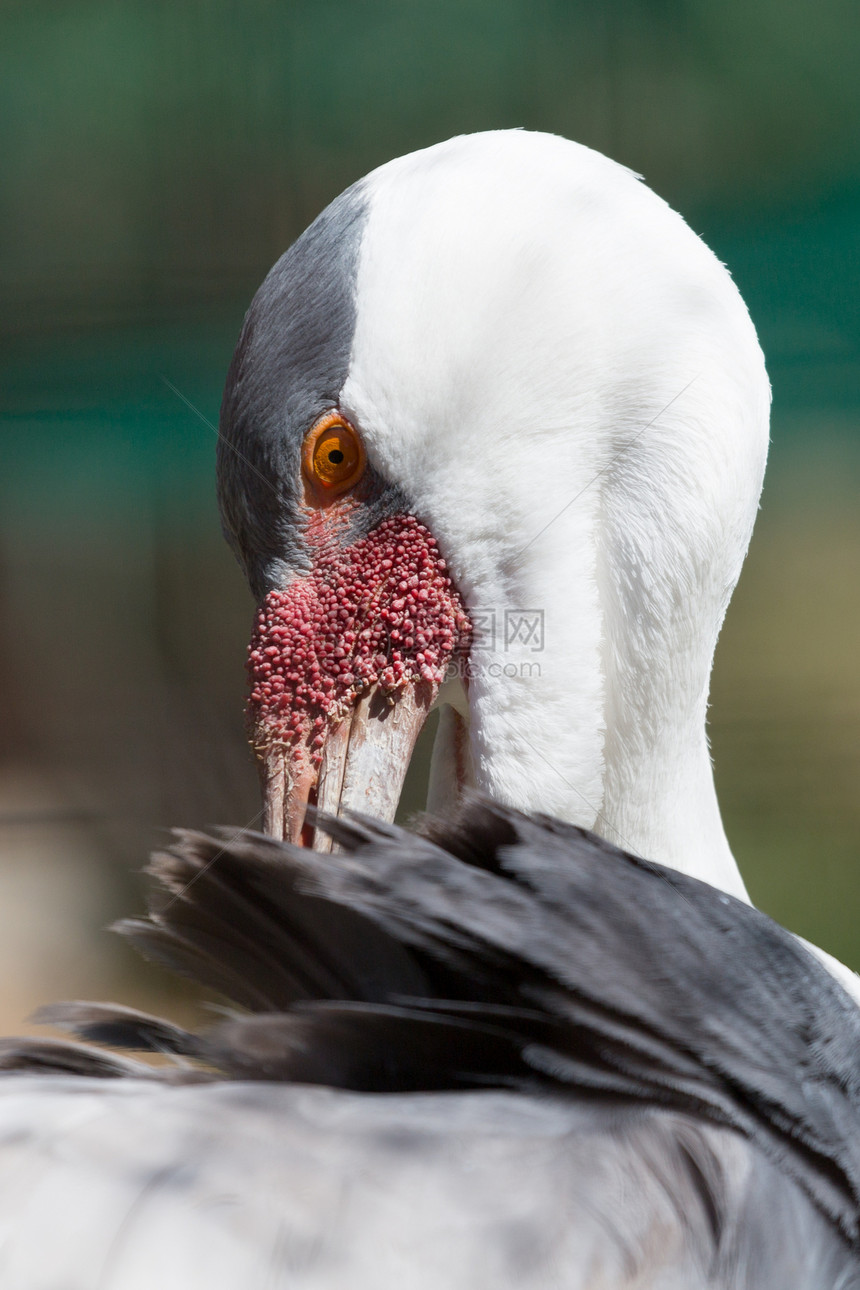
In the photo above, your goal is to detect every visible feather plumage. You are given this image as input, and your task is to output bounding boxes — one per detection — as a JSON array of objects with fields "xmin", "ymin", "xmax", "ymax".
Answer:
[{"xmin": 3, "ymin": 798, "xmax": 859, "ymax": 1285}]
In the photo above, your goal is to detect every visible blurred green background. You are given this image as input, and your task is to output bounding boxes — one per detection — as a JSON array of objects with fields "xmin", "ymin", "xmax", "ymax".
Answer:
[{"xmin": 1, "ymin": 0, "xmax": 859, "ymax": 1027}]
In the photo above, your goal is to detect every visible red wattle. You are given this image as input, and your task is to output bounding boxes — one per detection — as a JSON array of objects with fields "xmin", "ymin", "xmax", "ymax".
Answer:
[{"xmin": 247, "ymin": 514, "xmax": 472, "ymax": 766}]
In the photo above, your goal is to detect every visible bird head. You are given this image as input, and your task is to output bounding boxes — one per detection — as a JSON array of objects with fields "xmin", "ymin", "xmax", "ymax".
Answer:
[{"xmin": 218, "ymin": 131, "xmax": 769, "ymax": 878}]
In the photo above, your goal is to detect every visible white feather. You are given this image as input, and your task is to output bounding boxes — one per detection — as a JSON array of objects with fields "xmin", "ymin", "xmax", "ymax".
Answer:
[{"xmin": 343, "ymin": 130, "xmax": 768, "ymax": 898}]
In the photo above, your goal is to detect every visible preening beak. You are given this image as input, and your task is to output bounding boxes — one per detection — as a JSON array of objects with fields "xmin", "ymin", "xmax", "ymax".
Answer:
[
  {"xmin": 259, "ymin": 679, "xmax": 438, "ymax": 849},
  {"xmin": 248, "ymin": 514, "xmax": 471, "ymax": 848}
]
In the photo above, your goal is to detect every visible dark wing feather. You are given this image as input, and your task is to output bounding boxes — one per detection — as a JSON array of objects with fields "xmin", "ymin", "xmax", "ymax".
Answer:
[
  {"xmin": 31, "ymin": 1003, "xmax": 200, "ymax": 1057},
  {"xmin": 0, "ymin": 1036, "xmax": 155, "ymax": 1078},
  {"xmin": 124, "ymin": 828, "xmax": 431, "ymax": 1009}
]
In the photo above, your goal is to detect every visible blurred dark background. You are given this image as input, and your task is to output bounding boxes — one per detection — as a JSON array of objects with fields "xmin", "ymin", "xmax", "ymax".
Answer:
[{"xmin": 1, "ymin": 0, "xmax": 859, "ymax": 1027}]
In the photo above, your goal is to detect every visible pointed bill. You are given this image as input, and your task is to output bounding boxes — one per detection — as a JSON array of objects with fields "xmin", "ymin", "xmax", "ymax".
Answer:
[{"xmin": 257, "ymin": 681, "xmax": 438, "ymax": 847}]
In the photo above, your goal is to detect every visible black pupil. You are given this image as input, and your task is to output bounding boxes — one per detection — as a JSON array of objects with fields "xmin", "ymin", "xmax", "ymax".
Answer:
[{"xmin": 328, "ymin": 449, "xmax": 345, "ymax": 465}]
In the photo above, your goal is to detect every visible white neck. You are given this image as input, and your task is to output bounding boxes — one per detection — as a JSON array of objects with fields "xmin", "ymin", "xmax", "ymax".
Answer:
[
  {"xmin": 444, "ymin": 381, "xmax": 762, "ymax": 904},
  {"xmin": 418, "ymin": 257, "xmax": 769, "ymax": 901}
]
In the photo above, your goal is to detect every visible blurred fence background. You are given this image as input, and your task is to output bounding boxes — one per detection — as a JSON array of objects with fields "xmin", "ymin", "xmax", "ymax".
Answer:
[{"xmin": 1, "ymin": 0, "xmax": 859, "ymax": 1029}]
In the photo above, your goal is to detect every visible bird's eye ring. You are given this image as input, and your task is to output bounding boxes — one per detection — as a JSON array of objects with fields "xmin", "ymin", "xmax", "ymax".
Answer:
[{"xmin": 302, "ymin": 413, "xmax": 366, "ymax": 496}]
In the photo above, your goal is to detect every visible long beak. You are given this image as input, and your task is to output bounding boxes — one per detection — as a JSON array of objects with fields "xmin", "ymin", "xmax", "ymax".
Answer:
[{"xmin": 258, "ymin": 680, "xmax": 438, "ymax": 848}]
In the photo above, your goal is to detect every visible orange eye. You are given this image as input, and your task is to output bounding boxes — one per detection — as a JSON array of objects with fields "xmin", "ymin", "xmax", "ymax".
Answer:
[{"xmin": 302, "ymin": 413, "xmax": 366, "ymax": 496}]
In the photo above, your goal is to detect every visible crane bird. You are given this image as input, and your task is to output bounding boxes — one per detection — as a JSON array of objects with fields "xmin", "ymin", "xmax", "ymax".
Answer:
[{"xmin": 1, "ymin": 130, "xmax": 859, "ymax": 1289}]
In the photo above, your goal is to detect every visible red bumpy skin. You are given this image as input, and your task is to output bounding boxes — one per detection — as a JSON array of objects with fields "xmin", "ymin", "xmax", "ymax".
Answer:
[{"xmin": 248, "ymin": 514, "xmax": 472, "ymax": 768}]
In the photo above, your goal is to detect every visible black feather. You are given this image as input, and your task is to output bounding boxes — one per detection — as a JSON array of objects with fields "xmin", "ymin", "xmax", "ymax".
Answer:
[
  {"xmin": 0, "ymin": 1036, "xmax": 156, "ymax": 1079},
  {"xmin": 31, "ymin": 1003, "xmax": 199, "ymax": 1056}
]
